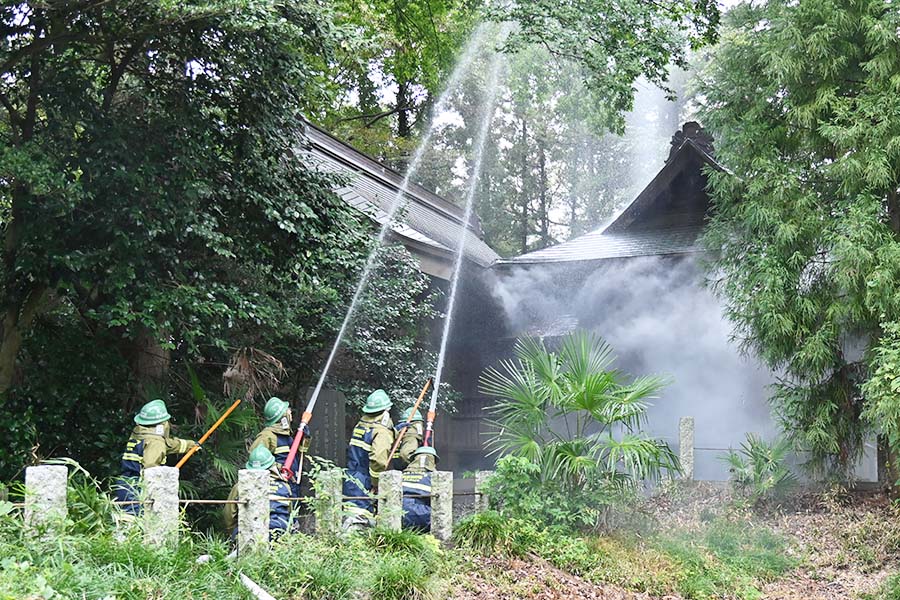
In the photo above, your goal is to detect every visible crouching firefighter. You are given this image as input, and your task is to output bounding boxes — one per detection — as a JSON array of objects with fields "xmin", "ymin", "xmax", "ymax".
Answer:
[
  {"xmin": 114, "ymin": 399, "xmax": 196, "ymax": 520},
  {"xmin": 224, "ymin": 446, "xmax": 293, "ymax": 540},
  {"xmin": 342, "ymin": 389, "xmax": 394, "ymax": 528},
  {"xmin": 401, "ymin": 446, "xmax": 438, "ymax": 532},
  {"xmin": 392, "ymin": 406, "xmax": 424, "ymax": 470},
  {"xmin": 250, "ymin": 397, "xmax": 308, "ymax": 497}
]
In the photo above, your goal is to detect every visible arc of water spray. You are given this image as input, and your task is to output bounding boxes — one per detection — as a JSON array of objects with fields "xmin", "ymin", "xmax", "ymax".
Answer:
[
  {"xmin": 424, "ymin": 36, "xmax": 508, "ymax": 446},
  {"xmin": 280, "ymin": 23, "xmax": 493, "ymax": 479}
]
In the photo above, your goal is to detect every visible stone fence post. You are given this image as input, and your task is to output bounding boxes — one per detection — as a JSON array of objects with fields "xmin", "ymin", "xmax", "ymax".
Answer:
[
  {"xmin": 143, "ymin": 466, "xmax": 179, "ymax": 548},
  {"xmin": 679, "ymin": 416, "xmax": 695, "ymax": 481},
  {"xmin": 238, "ymin": 469, "xmax": 269, "ymax": 554},
  {"xmin": 378, "ymin": 470, "xmax": 402, "ymax": 531},
  {"xmin": 24, "ymin": 465, "xmax": 68, "ymax": 535},
  {"xmin": 315, "ymin": 468, "xmax": 343, "ymax": 535},
  {"xmin": 474, "ymin": 470, "xmax": 493, "ymax": 512},
  {"xmin": 430, "ymin": 471, "xmax": 452, "ymax": 541}
]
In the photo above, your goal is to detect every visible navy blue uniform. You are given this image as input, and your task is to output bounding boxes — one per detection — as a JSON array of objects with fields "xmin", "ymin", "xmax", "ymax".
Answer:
[
  {"xmin": 401, "ymin": 470, "xmax": 432, "ymax": 532},
  {"xmin": 343, "ymin": 413, "xmax": 393, "ymax": 515},
  {"xmin": 250, "ymin": 426, "xmax": 301, "ymax": 497},
  {"xmin": 225, "ymin": 473, "xmax": 293, "ymax": 539}
]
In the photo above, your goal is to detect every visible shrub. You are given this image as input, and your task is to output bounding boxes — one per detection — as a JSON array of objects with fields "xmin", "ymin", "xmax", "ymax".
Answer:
[
  {"xmin": 721, "ymin": 434, "xmax": 797, "ymax": 505},
  {"xmin": 453, "ymin": 510, "xmax": 514, "ymax": 555}
]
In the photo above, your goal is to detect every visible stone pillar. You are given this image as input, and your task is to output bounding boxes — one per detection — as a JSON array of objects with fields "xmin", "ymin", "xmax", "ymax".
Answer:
[
  {"xmin": 238, "ymin": 469, "xmax": 269, "ymax": 554},
  {"xmin": 377, "ymin": 470, "xmax": 402, "ymax": 531},
  {"xmin": 679, "ymin": 416, "xmax": 695, "ymax": 481},
  {"xmin": 474, "ymin": 470, "xmax": 493, "ymax": 512},
  {"xmin": 430, "ymin": 470, "xmax": 452, "ymax": 541},
  {"xmin": 143, "ymin": 466, "xmax": 179, "ymax": 547},
  {"xmin": 24, "ymin": 465, "xmax": 68, "ymax": 534},
  {"xmin": 315, "ymin": 468, "xmax": 343, "ymax": 535}
]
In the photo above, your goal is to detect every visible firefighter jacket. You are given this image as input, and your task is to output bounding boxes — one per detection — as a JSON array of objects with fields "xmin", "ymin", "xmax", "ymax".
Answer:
[
  {"xmin": 224, "ymin": 471, "xmax": 293, "ymax": 537},
  {"xmin": 114, "ymin": 423, "xmax": 194, "ymax": 517},
  {"xmin": 401, "ymin": 466, "xmax": 433, "ymax": 532},
  {"xmin": 250, "ymin": 425, "xmax": 302, "ymax": 496},
  {"xmin": 392, "ymin": 421, "xmax": 423, "ymax": 470},
  {"xmin": 343, "ymin": 411, "xmax": 394, "ymax": 513}
]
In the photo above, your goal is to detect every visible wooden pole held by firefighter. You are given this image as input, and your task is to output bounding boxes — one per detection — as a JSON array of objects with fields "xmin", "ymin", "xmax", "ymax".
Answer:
[
  {"xmin": 388, "ymin": 378, "xmax": 433, "ymax": 460},
  {"xmin": 175, "ymin": 398, "xmax": 242, "ymax": 469}
]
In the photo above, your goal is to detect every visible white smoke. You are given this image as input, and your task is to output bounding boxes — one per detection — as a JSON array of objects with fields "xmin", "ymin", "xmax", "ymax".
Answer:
[{"xmin": 490, "ymin": 255, "xmax": 780, "ymax": 480}]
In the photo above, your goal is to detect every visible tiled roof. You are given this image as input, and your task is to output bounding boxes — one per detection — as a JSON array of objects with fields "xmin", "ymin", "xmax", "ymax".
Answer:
[
  {"xmin": 302, "ymin": 120, "xmax": 500, "ymax": 268},
  {"xmin": 496, "ymin": 225, "xmax": 704, "ymax": 265},
  {"xmin": 497, "ymin": 136, "xmax": 722, "ymax": 266}
]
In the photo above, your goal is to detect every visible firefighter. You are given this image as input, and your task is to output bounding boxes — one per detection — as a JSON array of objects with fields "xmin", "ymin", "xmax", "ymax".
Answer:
[
  {"xmin": 401, "ymin": 445, "xmax": 438, "ymax": 532},
  {"xmin": 114, "ymin": 399, "xmax": 196, "ymax": 519},
  {"xmin": 342, "ymin": 389, "xmax": 395, "ymax": 527},
  {"xmin": 249, "ymin": 396, "xmax": 307, "ymax": 497},
  {"xmin": 392, "ymin": 406, "xmax": 424, "ymax": 470},
  {"xmin": 223, "ymin": 446, "xmax": 293, "ymax": 539}
]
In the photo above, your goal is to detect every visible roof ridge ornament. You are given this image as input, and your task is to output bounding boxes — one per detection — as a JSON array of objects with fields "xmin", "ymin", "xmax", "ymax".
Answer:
[{"xmin": 666, "ymin": 122, "xmax": 715, "ymax": 163}]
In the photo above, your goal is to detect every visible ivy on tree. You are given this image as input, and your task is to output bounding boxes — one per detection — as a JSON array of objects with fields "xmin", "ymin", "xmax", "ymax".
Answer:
[{"xmin": 0, "ymin": 1, "xmax": 368, "ymax": 399}]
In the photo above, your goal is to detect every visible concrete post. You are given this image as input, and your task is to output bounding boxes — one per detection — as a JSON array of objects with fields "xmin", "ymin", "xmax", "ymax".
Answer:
[
  {"xmin": 377, "ymin": 470, "xmax": 402, "ymax": 531},
  {"xmin": 24, "ymin": 465, "xmax": 68, "ymax": 534},
  {"xmin": 679, "ymin": 416, "xmax": 695, "ymax": 481},
  {"xmin": 474, "ymin": 470, "xmax": 493, "ymax": 513},
  {"xmin": 315, "ymin": 468, "xmax": 343, "ymax": 535},
  {"xmin": 238, "ymin": 469, "xmax": 269, "ymax": 553},
  {"xmin": 143, "ymin": 466, "xmax": 179, "ymax": 548},
  {"xmin": 430, "ymin": 470, "xmax": 452, "ymax": 541}
]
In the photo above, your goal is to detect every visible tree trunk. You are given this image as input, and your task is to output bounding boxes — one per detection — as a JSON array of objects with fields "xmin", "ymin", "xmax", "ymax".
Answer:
[
  {"xmin": 887, "ymin": 188, "xmax": 900, "ymax": 235},
  {"xmin": 537, "ymin": 138, "xmax": 550, "ymax": 248},
  {"xmin": 118, "ymin": 325, "xmax": 171, "ymax": 410},
  {"xmin": 0, "ymin": 286, "xmax": 48, "ymax": 396},
  {"xmin": 518, "ymin": 118, "xmax": 530, "ymax": 254},
  {"xmin": 397, "ymin": 80, "xmax": 410, "ymax": 139}
]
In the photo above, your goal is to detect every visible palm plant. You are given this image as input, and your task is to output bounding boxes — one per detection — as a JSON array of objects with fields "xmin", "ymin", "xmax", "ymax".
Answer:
[
  {"xmin": 722, "ymin": 434, "xmax": 797, "ymax": 504},
  {"xmin": 480, "ymin": 332, "xmax": 679, "ymax": 494}
]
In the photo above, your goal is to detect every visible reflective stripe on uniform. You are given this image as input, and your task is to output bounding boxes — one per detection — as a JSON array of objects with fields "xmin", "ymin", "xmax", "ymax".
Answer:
[
  {"xmin": 403, "ymin": 481, "xmax": 431, "ymax": 493},
  {"xmin": 350, "ymin": 438, "xmax": 372, "ymax": 451},
  {"xmin": 274, "ymin": 445, "xmax": 291, "ymax": 454},
  {"xmin": 122, "ymin": 453, "xmax": 142, "ymax": 462}
]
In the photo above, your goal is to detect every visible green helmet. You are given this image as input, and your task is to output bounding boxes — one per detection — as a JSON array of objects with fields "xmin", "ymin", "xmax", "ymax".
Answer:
[
  {"xmin": 134, "ymin": 399, "xmax": 171, "ymax": 426},
  {"xmin": 413, "ymin": 446, "xmax": 439, "ymax": 461},
  {"xmin": 245, "ymin": 446, "xmax": 276, "ymax": 470},
  {"xmin": 263, "ymin": 397, "xmax": 290, "ymax": 426},
  {"xmin": 362, "ymin": 389, "xmax": 392, "ymax": 414},
  {"xmin": 401, "ymin": 406, "xmax": 423, "ymax": 423}
]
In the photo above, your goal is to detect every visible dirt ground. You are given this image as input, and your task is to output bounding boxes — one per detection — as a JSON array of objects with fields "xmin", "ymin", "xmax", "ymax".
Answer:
[
  {"xmin": 451, "ymin": 555, "xmax": 658, "ymax": 600},
  {"xmin": 451, "ymin": 484, "xmax": 899, "ymax": 600}
]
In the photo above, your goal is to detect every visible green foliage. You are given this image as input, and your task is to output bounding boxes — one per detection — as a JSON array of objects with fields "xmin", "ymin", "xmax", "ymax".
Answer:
[
  {"xmin": 453, "ymin": 510, "xmax": 515, "ymax": 555},
  {"xmin": 722, "ymin": 434, "xmax": 797, "ymax": 505},
  {"xmin": 481, "ymin": 455, "xmax": 621, "ymax": 530},
  {"xmin": 0, "ymin": 1, "xmax": 369, "ymax": 403},
  {"xmin": 480, "ymin": 332, "xmax": 678, "ymax": 527},
  {"xmin": 868, "ymin": 573, "xmax": 900, "ymax": 600},
  {"xmin": 454, "ymin": 508, "xmax": 795, "ymax": 600},
  {"xmin": 696, "ymin": 0, "xmax": 900, "ymax": 473},
  {"xmin": 0, "ymin": 310, "xmax": 131, "ymax": 480},
  {"xmin": 487, "ymin": 0, "xmax": 720, "ymax": 134},
  {"xmin": 319, "ymin": 0, "xmax": 476, "ymax": 163},
  {"xmin": 337, "ymin": 244, "xmax": 455, "ymax": 413}
]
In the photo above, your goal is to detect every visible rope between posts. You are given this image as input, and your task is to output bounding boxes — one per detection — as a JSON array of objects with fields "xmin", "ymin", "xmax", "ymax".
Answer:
[{"xmin": 9, "ymin": 491, "xmax": 482, "ymax": 508}]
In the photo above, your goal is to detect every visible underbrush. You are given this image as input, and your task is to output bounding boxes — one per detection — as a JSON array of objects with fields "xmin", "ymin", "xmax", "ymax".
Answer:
[
  {"xmin": 453, "ymin": 510, "xmax": 797, "ymax": 599},
  {"xmin": 0, "ymin": 500, "xmax": 447, "ymax": 600}
]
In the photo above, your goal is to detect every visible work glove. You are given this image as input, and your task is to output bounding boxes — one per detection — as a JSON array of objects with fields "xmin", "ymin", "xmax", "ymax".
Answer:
[{"xmin": 298, "ymin": 423, "xmax": 312, "ymax": 453}]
